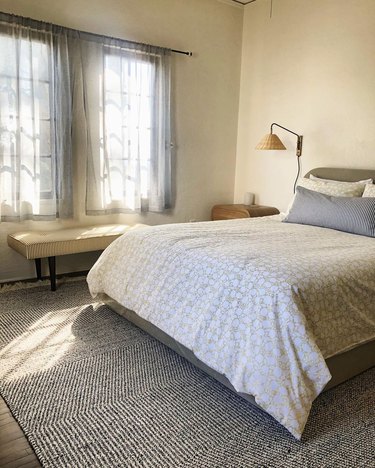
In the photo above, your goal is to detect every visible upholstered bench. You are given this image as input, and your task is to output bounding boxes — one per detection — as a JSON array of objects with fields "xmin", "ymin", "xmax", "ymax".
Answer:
[{"xmin": 7, "ymin": 224, "xmax": 146, "ymax": 291}]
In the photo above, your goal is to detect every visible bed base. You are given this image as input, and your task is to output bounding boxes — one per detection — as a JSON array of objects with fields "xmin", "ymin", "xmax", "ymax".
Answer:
[{"xmin": 101, "ymin": 295, "xmax": 375, "ymax": 406}]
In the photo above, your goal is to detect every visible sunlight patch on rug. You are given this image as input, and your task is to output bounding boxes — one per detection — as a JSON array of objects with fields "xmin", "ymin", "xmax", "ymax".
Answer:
[{"xmin": 0, "ymin": 306, "xmax": 92, "ymax": 381}]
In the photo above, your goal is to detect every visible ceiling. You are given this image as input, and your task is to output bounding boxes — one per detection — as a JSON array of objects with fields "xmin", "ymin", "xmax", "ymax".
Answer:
[{"xmin": 230, "ymin": 0, "xmax": 256, "ymax": 5}]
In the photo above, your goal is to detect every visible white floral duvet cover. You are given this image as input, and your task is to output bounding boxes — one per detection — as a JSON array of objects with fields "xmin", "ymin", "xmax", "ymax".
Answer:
[{"xmin": 87, "ymin": 216, "xmax": 375, "ymax": 439}]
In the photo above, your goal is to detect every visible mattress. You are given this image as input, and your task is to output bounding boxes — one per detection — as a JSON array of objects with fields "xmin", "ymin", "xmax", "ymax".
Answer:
[{"xmin": 87, "ymin": 216, "xmax": 375, "ymax": 439}]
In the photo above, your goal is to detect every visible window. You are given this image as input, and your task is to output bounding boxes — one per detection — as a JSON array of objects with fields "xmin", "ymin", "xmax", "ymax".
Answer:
[
  {"xmin": 0, "ymin": 35, "xmax": 53, "ymax": 197},
  {"xmin": 0, "ymin": 18, "xmax": 72, "ymax": 221},
  {"xmin": 103, "ymin": 51, "xmax": 154, "ymax": 206},
  {"xmin": 85, "ymin": 42, "xmax": 171, "ymax": 214}
]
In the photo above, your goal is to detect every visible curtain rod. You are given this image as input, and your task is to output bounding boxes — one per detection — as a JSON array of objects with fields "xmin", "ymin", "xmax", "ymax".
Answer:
[
  {"xmin": 172, "ymin": 49, "xmax": 193, "ymax": 57},
  {"xmin": 0, "ymin": 11, "xmax": 193, "ymax": 57}
]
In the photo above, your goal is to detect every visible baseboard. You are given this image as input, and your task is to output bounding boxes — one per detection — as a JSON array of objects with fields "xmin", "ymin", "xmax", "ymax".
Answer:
[{"xmin": 0, "ymin": 270, "xmax": 89, "ymax": 287}]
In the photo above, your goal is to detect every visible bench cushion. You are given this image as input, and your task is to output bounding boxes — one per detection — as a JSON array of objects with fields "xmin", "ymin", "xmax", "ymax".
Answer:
[{"xmin": 7, "ymin": 224, "xmax": 147, "ymax": 259}]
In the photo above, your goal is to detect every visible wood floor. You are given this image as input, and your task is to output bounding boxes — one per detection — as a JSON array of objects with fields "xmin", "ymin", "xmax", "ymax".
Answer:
[{"xmin": 0, "ymin": 396, "xmax": 41, "ymax": 467}]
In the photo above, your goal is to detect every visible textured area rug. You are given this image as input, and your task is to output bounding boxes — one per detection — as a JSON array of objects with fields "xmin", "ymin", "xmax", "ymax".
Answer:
[{"xmin": 0, "ymin": 280, "xmax": 374, "ymax": 467}]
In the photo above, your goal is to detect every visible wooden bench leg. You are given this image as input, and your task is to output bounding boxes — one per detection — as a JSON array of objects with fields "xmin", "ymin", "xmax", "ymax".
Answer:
[
  {"xmin": 48, "ymin": 256, "xmax": 56, "ymax": 291},
  {"xmin": 34, "ymin": 258, "xmax": 42, "ymax": 280}
]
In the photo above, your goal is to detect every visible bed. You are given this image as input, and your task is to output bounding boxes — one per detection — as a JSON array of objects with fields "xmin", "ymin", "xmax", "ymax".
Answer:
[{"xmin": 87, "ymin": 167, "xmax": 375, "ymax": 440}]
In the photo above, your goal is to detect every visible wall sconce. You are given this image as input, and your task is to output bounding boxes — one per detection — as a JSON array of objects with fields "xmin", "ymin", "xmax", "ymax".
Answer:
[{"xmin": 256, "ymin": 123, "xmax": 303, "ymax": 192}]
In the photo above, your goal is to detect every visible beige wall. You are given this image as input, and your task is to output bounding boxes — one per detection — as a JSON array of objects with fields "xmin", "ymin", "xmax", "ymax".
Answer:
[
  {"xmin": 235, "ymin": 0, "xmax": 375, "ymax": 212},
  {"xmin": 0, "ymin": 0, "xmax": 243, "ymax": 282}
]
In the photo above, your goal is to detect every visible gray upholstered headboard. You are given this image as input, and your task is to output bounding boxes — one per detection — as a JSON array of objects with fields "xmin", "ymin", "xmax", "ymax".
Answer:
[{"xmin": 304, "ymin": 167, "xmax": 375, "ymax": 183}]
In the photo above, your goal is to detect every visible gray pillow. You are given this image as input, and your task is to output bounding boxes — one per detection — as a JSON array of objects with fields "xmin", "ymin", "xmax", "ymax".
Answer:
[{"xmin": 283, "ymin": 186, "xmax": 375, "ymax": 237}]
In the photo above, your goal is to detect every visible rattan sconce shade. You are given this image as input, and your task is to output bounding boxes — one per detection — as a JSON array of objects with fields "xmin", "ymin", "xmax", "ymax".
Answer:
[{"xmin": 255, "ymin": 133, "xmax": 286, "ymax": 150}]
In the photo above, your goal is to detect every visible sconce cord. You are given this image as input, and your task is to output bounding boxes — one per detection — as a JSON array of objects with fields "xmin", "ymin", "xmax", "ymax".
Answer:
[{"xmin": 294, "ymin": 155, "xmax": 301, "ymax": 193}]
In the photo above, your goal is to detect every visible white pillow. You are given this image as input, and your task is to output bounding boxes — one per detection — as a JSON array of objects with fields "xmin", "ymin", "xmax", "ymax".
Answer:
[
  {"xmin": 309, "ymin": 174, "xmax": 373, "ymax": 184},
  {"xmin": 362, "ymin": 184, "xmax": 375, "ymax": 197},
  {"xmin": 297, "ymin": 178, "xmax": 367, "ymax": 197},
  {"xmin": 286, "ymin": 177, "xmax": 367, "ymax": 214}
]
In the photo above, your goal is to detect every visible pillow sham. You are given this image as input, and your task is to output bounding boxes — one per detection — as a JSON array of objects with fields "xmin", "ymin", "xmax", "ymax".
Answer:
[
  {"xmin": 297, "ymin": 177, "xmax": 366, "ymax": 197},
  {"xmin": 284, "ymin": 186, "xmax": 375, "ymax": 237},
  {"xmin": 309, "ymin": 174, "xmax": 373, "ymax": 185},
  {"xmin": 363, "ymin": 184, "xmax": 375, "ymax": 197}
]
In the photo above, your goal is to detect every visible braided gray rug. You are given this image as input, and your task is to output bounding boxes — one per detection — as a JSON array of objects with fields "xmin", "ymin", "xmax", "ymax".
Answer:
[{"xmin": 0, "ymin": 280, "xmax": 374, "ymax": 467}]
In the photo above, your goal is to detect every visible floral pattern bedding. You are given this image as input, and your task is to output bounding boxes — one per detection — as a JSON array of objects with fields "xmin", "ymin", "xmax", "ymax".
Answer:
[{"xmin": 87, "ymin": 216, "xmax": 375, "ymax": 439}]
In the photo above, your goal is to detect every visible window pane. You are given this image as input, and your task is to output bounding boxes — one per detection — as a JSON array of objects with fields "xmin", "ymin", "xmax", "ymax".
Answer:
[
  {"xmin": 19, "ymin": 39, "xmax": 50, "ymax": 82},
  {"xmin": 0, "ymin": 35, "xmax": 17, "ymax": 77},
  {"xmin": 105, "ymin": 55, "xmax": 121, "ymax": 91},
  {"xmin": 37, "ymin": 82, "xmax": 51, "ymax": 121},
  {"xmin": 40, "ymin": 156, "xmax": 52, "ymax": 192},
  {"xmin": 39, "ymin": 119, "xmax": 51, "ymax": 157}
]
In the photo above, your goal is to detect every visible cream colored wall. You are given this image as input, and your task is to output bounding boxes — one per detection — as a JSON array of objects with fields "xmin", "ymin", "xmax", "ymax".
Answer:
[
  {"xmin": 235, "ymin": 0, "xmax": 375, "ymax": 212},
  {"xmin": 0, "ymin": 0, "xmax": 243, "ymax": 282}
]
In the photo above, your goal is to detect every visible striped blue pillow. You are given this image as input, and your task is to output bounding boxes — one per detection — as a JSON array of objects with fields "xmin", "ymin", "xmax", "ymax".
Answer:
[{"xmin": 284, "ymin": 186, "xmax": 375, "ymax": 237}]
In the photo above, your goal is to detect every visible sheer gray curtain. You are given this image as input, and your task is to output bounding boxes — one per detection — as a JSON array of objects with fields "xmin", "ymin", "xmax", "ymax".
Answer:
[
  {"xmin": 0, "ymin": 13, "xmax": 73, "ymax": 221},
  {"xmin": 0, "ymin": 13, "xmax": 172, "ymax": 220},
  {"xmin": 80, "ymin": 36, "xmax": 172, "ymax": 214}
]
